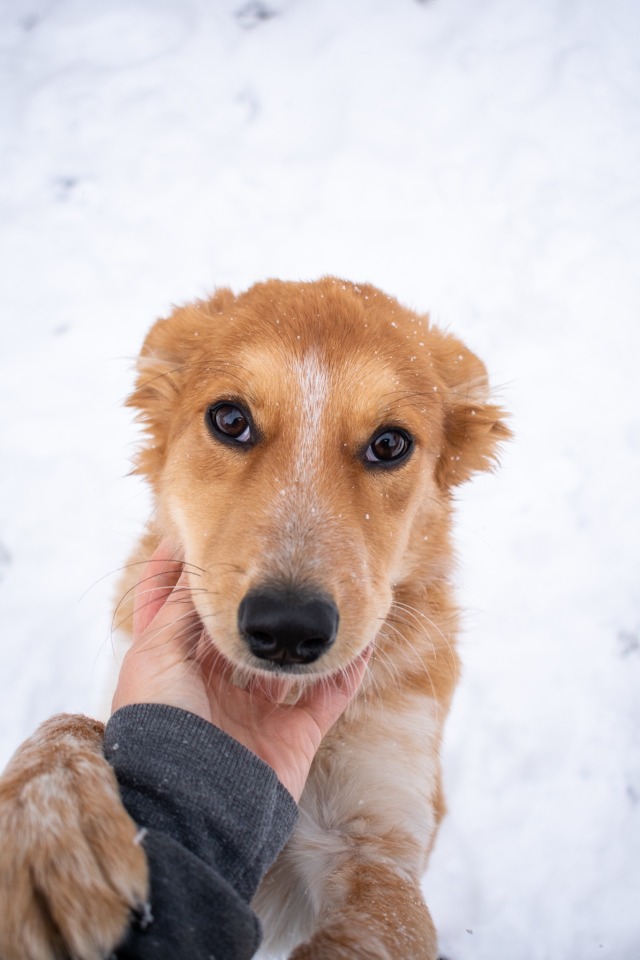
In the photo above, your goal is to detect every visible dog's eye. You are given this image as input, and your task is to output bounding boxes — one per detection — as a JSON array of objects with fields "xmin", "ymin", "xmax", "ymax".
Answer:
[
  {"xmin": 365, "ymin": 429, "xmax": 413, "ymax": 465},
  {"xmin": 207, "ymin": 403, "xmax": 253, "ymax": 445}
]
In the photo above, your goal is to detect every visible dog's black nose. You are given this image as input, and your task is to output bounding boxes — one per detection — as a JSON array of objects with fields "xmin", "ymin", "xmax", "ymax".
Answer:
[{"xmin": 238, "ymin": 587, "xmax": 339, "ymax": 666}]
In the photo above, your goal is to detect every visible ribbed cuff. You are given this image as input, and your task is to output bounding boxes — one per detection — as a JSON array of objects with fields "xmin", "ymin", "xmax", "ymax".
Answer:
[{"xmin": 104, "ymin": 704, "xmax": 298, "ymax": 902}]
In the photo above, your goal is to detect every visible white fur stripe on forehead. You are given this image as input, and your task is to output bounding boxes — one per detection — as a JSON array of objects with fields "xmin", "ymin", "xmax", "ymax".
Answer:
[
  {"xmin": 294, "ymin": 352, "xmax": 330, "ymax": 476},
  {"xmin": 261, "ymin": 351, "xmax": 331, "ymax": 581}
]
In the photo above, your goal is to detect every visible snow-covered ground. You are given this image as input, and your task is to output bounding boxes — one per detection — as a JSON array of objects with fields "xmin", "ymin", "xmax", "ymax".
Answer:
[{"xmin": 1, "ymin": 0, "xmax": 639, "ymax": 956}]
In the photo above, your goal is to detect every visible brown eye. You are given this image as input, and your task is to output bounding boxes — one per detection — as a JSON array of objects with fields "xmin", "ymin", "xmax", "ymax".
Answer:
[
  {"xmin": 365, "ymin": 429, "xmax": 413, "ymax": 465},
  {"xmin": 207, "ymin": 403, "xmax": 253, "ymax": 445}
]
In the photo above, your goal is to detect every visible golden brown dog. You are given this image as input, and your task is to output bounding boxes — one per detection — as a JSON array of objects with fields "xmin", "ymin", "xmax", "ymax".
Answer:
[{"xmin": 0, "ymin": 278, "xmax": 509, "ymax": 959}]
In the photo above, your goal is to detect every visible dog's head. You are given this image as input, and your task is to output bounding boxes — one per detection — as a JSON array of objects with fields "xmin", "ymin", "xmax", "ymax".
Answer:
[{"xmin": 129, "ymin": 278, "xmax": 509, "ymax": 678}]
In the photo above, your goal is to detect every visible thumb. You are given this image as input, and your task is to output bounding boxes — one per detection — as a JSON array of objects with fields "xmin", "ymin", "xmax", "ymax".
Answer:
[
  {"xmin": 132, "ymin": 544, "xmax": 184, "ymax": 639},
  {"xmin": 112, "ymin": 550, "xmax": 203, "ymax": 715}
]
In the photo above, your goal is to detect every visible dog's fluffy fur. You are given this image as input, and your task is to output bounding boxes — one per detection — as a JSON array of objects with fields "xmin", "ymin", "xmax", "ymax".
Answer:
[{"xmin": 0, "ymin": 278, "xmax": 508, "ymax": 960}]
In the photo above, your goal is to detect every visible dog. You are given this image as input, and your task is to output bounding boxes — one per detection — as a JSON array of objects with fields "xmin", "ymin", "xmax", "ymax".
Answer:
[{"xmin": 0, "ymin": 277, "xmax": 509, "ymax": 959}]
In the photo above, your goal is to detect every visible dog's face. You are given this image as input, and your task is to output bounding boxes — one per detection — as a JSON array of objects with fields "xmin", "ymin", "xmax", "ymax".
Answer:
[{"xmin": 129, "ymin": 279, "xmax": 508, "ymax": 678}]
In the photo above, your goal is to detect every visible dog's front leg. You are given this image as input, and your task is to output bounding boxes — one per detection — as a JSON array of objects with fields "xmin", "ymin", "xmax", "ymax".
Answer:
[
  {"xmin": 289, "ymin": 852, "xmax": 437, "ymax": 960},
  {"xmin": 0, "ymin": 714, "xmax": 148, "ymax": 960},
  {"xmin": 263, "ymin": 697, "xmax": 444, "ymax": 960}
]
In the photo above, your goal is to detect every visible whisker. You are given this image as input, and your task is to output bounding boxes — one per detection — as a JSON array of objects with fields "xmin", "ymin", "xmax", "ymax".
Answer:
[
  {"xmin": 111, "ymin": 582, "xmax": 209, "ymax": 636},
  {"xmin": 83, "ymin": 555, "xmax": 210, "ymax": 602},
  {"xmin": 131, "ymin": 606, "xmax": 204, "ymax": 655},
  {"xmin": 390, "ymin": 600, "xmax": 457, "ymax": 682}
]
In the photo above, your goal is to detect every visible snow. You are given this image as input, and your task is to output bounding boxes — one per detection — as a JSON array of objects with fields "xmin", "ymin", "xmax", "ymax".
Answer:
[{"xmin": 1, "ymin": 0, "xmax": 639, "ymax": 956}]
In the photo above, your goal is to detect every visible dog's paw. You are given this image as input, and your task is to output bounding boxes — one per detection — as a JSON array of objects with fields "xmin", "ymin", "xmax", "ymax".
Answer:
[
  {"xmin": 288, "ymin": 916, "xmax": 438, "ymax": 960},
  {"xmin": 288, "ymin": 924, "xmax": 392, "ymax": 960},
  {"xmin": 0, "ymin": 714, "xmax": 148, "ymax": 960}
]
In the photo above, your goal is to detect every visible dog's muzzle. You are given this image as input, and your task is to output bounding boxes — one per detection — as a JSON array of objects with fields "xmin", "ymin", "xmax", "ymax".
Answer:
[{"xmin": 238, "ymin": 585, "xmax": 339, "ymax": 666}]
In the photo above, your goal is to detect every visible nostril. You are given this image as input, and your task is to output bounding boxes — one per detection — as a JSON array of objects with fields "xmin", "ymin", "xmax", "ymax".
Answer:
[
  {"xmin": 247, "ymin": 630, "xmax": 279, "ymax": 657},
  {"xmin": 294, "ymin": 635, "xmax": 331, "ymax": 663},
  {"xmin": 238, "ymin": 586, "xmax": 339, "ymax": 666}
]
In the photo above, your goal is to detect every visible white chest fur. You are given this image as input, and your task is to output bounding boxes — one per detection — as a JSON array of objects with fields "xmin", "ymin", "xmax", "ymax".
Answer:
[{"xmin": 254, "ymin": 694, "xmax": 442, "ymax": 957}]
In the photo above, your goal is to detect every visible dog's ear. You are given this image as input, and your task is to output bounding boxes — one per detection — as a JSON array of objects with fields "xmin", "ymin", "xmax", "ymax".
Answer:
[
  {"xmin": 127, "ymin": 288, "xmax": 235, "ymax": 479},
  {"xmin": 430, "ymin": 328, "xmax": 511, "ymax": 488}
]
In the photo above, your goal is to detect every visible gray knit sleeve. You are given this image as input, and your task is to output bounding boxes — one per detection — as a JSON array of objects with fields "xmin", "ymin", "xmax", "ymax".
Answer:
[{"xmin": 104, "ymin": 704, "xmax": 298, "ymax": 959}]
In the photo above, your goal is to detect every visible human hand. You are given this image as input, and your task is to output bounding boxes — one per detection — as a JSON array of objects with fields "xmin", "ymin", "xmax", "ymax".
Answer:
[{"xmin": 112, "ymin": 545, "xmax": 371, "ymax": 800}]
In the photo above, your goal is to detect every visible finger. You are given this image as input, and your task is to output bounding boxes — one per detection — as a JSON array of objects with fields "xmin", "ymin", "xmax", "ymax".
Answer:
[
  {"xmin": 136, "ymin": 575, "xmax": 201, "ymax": 661},
  {"xmin": 132, "ymin": 543, "xmax": 184, "ymax": 638},
  {"xmin": 196, "ymin": 641, "xmax": 237, "ymax": 687},
  {"xmin": 198, "ymin": 643, "xmax": 295, "ymax": 704},
  {"xmin": 299, "ymin": 646, "xmax": 373, "ymax": 737}
]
